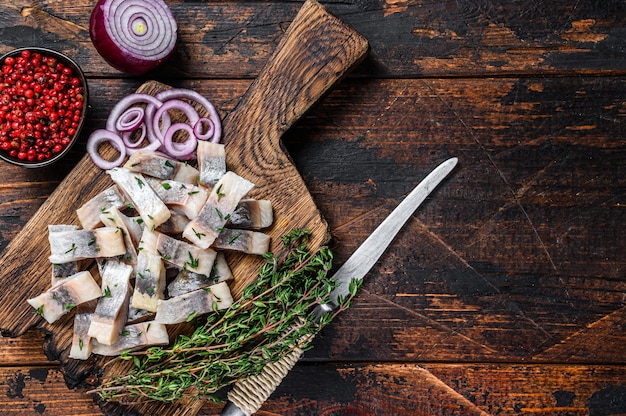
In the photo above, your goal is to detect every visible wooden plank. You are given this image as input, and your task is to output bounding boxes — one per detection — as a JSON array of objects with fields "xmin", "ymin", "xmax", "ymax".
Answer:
[
  {"xmin": 1, "ymin": 364, "xmax": 625, "ymax": 415},
  {"xmin": 0, "ymin": 76, "xmax": 624, "ymax": 365},
  {"xmin": 2, "ymin": 1, "xmax": 626, "ymax": 78}
]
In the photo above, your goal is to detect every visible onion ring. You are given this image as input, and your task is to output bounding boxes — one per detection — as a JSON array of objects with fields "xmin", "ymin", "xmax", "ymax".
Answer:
[
  {"xmin": 161, "ymin": 123, "xmax": 197, "ymax": 159},
  {"xmin": 86, "ymin": 129, "xmax": 127, "ymax": 170}
]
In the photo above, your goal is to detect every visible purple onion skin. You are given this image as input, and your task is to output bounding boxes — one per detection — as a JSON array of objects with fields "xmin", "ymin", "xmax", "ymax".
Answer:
[{"xmin": 89, "ymin": 0, "xmax": 177, "ymax": 75}]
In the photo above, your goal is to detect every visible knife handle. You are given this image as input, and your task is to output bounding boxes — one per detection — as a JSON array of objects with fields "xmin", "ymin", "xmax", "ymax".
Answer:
[{"xmin": 222, "ymin": 340, "xmax": 309, "ymax": 416}]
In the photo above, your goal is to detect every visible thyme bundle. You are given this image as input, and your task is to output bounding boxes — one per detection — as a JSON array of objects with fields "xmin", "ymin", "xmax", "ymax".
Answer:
[{"xmin": 94, "ymin": 229, "xmax": 360, "ymax": 404}]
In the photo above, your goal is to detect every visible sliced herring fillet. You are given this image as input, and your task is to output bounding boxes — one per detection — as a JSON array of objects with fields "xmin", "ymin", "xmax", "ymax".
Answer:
[
  {"xmin": 155, "ymin": 281, "xmax": 233, "ymax": 324},
  {"xmin": 92, "ymin": 321, "xmax": 169, "ymax": 356},
  {"xmin": 107, "ymin": 167, "xmax": 171, "ymax": 231},
  {"xmin": 100, "ymin": 208, "xmax": 138, "ymax": 265},
  {"xmin": 127, "ymin": 297, "xmax": 154, "ymax": 324},
  {"xmin": 131, "ymin": 250, "xmax": 166, "ymax": 312},
  {"xmin": 167, "ymin": 253, "xmax": 232, "ymax": 297},
  {"xmin": 182, "ymin": 172, "xmax": 254, "ymax": 249},
  {"xmin": 87, "ymin": 260, "xmax": 133, "ymax": 345},
  {"xmin": 69, "ymin": 300, "xmax": 97, "ymax": 360},
  {"xmin": 48, "ymin": 227, "xmax": 126, "ymax": 264},
  {"xmin": 141, "ymin": 229, "xmax": 217, "ymax": 276},
  {"xmin": 156, "ymin": 210, "xmax": 189, "ymax": 235},
  {"xmin": 227, "ymin": 199, "xmax": 273, "ymax": 229},
  {"xmin": 27, "ymin": 271, "xmax": 101, "ymax": 324},
  {"xmin": 124, "ymin": 151, "xmax": 199, "ymax": 184},
  {"xmin": 197, "ymin": 141, "xmax": 226, "ymax": 187},
  {"xmin": 76, "ymin": 186, "xmax": 126, "ymax": 230},
  {"xmin": 212, "ymin": 229, "xmax": 270, "ymax": 256},
  {"xmin": 146, "ymin": 178, "xmax": 209, "ymax": 219},
  {"xmin": 49, "ymin": 225, "xmax": 81, "ymax": 286}
]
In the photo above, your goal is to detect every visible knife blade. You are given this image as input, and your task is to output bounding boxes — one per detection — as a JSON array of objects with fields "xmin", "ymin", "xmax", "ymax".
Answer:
[{"xmin": 221, "ymin": 157, "xmax": 458, "ymax": 416}]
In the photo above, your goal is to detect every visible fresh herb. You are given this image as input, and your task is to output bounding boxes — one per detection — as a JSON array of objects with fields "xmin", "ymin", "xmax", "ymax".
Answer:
[
  {"xmin": 34, "ymin": 305, "xmax": 44, "ymax": 315},
  {"xmin": 92, "ymin": 229, "xmax": 359, "ymax": 404},
  {"xmin": 103, "ymin": 286, "xmax": 112, "ymax": 298},
  {"xmin": 65, "ymin": 302, "xmax": 76, "ymax": 310},
  {"xmin": 186, "ymin": 251, "xmax": 199, "ymax": 269},
  {"xmin": 135, "ymin": 177, "xmax": 145, "ymax": 189},
  {"xmin": 228, "ymin": 233, "xmax": 241, "ymax": 245},
  {"xmin": 215, "ymin": 207, "xmax": 224, "ymax": 220},
  {"xmin": 120, "ymin": 330, "xmax": 131, "ymax": 337},
  {"xmin": 164, "ymin": 160, "xmax": 175, "ymax": 168},
  {"xmin": 192, "ymin": 228, "xmax": 205, "ymax": 240},
  {"xmin": 79, "ymin": 337, "xmax": 84, "ymax": 351},
  {"xmin": 64, "ymin": 243, "xmax": 77, "ymax": 254},
  {"xmin": 186, "ymin": 311, "xmax": 198, "ymax": 322},
  {"xmin": 188, "ymin": 190, "xmax": 200, "ymax": 195},
  {"xmin": 215, "ymin": 184, "xmax": 225, "ymax": 201},
  {"xmin": 162, "ymin": 183, "xmax": 171, "ymax": 190}
]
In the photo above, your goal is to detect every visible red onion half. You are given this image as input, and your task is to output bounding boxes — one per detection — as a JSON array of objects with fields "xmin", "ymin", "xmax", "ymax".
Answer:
[{"xmin": 90, "ymin": 0, "xmax": 178, "ymax": 75}]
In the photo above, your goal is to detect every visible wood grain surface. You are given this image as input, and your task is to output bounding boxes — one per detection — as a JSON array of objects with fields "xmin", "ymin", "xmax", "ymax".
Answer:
[{"xmin": 1, "ymin": 0, "xmax": 625, "ymax": 415}]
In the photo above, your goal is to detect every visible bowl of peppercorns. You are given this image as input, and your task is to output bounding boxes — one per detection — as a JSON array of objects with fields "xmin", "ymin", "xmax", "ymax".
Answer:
[{"xmin": 0, "ymin": 47, "xmax": 88, "ymax": 168}]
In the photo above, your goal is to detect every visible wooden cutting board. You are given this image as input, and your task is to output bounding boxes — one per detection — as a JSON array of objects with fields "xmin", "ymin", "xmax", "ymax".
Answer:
[{"xmin": 0, "ymin": 0, "xmax": 367, "ymax": 414}]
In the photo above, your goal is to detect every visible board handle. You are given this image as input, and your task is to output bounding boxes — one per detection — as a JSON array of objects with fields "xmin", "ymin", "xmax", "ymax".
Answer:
[{"xmin": 223, "ymin": 0, "xmax": 368, "ymax": 152}]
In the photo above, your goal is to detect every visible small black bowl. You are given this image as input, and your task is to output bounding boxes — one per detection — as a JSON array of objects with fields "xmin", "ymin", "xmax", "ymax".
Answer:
[{"xmin": 0, "ymin": 47, "xmax": 89, "ymax": 168}]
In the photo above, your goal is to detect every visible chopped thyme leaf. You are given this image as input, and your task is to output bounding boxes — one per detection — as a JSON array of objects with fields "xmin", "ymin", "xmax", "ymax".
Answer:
[
  {"xmin": 187, "ymin": 251, "xmax": 199, "ymax": 269},
  {"xmin": 186, "ymin": 311, "xmax": 198, "ymax": 322},
  {"xmin": 103, "ymin": 286, "xmax": 112, "ymax": 298},
  {"xmin": 162, "ymin": 182, "xmax": 172, "ymax": 190},
  {"xmin": 135, "ymin": 177, "xmax": 145, "ymax": 188},
  {"xmin": 34, "ymin": 305, "xmax": 44, "ymax": 315},
  {"xmin": 87, "ymin": 238, "xmax": 97, "ymax": 246},
  {"xmin": 130, "ymin": 162, "xmax": 140, "ymax": 167},
  {"xmin": 64, "ymin": 243, "xmax": 77, "ymax": 254},
  {"xmin": 79, "ymin": 337, "xmax": 83, "ymax": 350},
  {"xmin": 188, "ymin": 190, "xmax": 200, "ymax": 195},
  {"xmin": 228, "ymin": 233, "xmax": 241, "ymax": 245},
  {"xmin": 164, "ymin": 160, "xmax": 175, "ymax": 168},
  {"xmin": 120, "ymin": 330, "xmax": 130, "ymax": 336},
  {"xmin": 192, "ymin": 228, "xmax": 205, "ymax": 240},
  {"xmin": 215, "ymin": 208, "xmax": 223, "ymax": 220},
  {"xmin": 65, "ymin": 302, "xmax": 76, "ymax": 310},
  {"xmin": 215, "ymin": 184, "xmax": 225, "ymax": 201}
]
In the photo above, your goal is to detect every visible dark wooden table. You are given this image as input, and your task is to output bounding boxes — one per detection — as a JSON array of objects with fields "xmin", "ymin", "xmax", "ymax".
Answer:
[{"xmin": 1, "ymin": 1, "xmax": 625, "ymax": 415}]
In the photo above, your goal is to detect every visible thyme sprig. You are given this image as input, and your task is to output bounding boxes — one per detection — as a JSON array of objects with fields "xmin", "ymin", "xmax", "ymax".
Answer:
[{"xmin": 93, "ymin": 229, "xmax": 360, "ymax": 404}]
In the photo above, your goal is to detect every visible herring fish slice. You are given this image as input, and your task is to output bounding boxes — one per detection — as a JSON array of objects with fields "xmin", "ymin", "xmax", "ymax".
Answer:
[
  {"xmin": 146, "ymin": 178, "xmax": 209, "ymax": 219},
  {"xmin": 48, "ymin": 227, "xmax": 126, "ymax": 264},
  {"xmin": 156, "ymin": 210, "xmax": 190, "ymax": 235},
  {"xmin": 141, "ymin": 229, "xmax": 217, "ymax": 276},
  {"xmin": 76, "ymin": 186, "xmax": 126, "ymax": 230},
  {"xmin": 27, "ymin": 271, "xmax": 101, "ymax": 324},
  {"xmin": 49, "ymin": 225, "xmax": 80, "ymax": 286},
  {"xmin": 100, "ymin": 207, "xmax": 138, "ymax": 265},
  {"xmin": 167, "ymin": 253, "xmax": 233, "ymax": 297},
  {"xmin": 212, "ymin": 229, "xmax": 270, "ymax": 256},
  {"xmin": 87, "ymin": 259, "xmax": 133, "ymax": 345},
  {"xmin": 92, "ymin": 321, "xmax": 169, "ymax": 356},
  {"xmin": 131, "ymin": 250, "xmax": 166, "ymax": 312},
  {"xmin": 227, "ymin": 199, "xmax": 273, "ymax": 229},
  {"xmin": 68, "ymin": 300, "xmax": 97, "ymax": 360},
  {"xmin": 182, "ymin": 172, "xmax": 254, "ymax": 249},
  {"xmin": 197, "ymin": 141, "xmax": 226, "ymax": 187},
  {"xmin": 124, "ymin": 150, "xmax": 199, "ymax": 184},
  {"xmin": 155, "ymin": 281, "xmax": 233, "ymax": 325},
  {"xmin": 107, "ymin": 167, "xmax": 171, "ymax": 231}
]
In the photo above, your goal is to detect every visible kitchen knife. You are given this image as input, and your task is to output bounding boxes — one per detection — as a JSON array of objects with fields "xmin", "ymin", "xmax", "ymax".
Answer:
[{"xmin": 221, "ymin": 157, "xmax": 459, "ymax": 416}]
